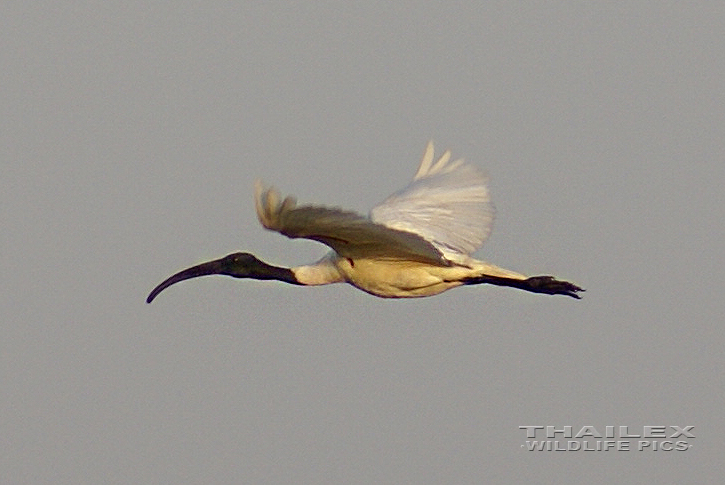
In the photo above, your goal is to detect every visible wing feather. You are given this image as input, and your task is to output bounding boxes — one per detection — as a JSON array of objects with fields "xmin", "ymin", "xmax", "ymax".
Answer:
[
  {"xmin": 413, "ymin": 141, "xmax": 435, "ymax": 179},
  {"xmin": 254, "ymin": 181, "xmax": 448, "ymax": 265},
  {"xmin": 254, "ymin": 141, "xmax": 493, "ymax": 266},
  {"xmin": 370, "ymin": 141, "xmax": 495, "ymax": 262}
]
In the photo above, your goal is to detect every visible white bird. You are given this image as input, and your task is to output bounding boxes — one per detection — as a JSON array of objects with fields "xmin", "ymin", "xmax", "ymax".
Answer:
[{"xmin": 147, "ymin": 142, "xmax": 583, "ymax": 303}]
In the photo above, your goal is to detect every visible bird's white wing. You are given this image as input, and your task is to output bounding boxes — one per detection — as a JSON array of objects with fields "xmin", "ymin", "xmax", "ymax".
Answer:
[
  {"xmin": 255, "ymin": 181, "xmax": 449, "ymax": 265},
  {"xmin": 369, "ymin": 141, "xmax": 495, "ymax": 262}
]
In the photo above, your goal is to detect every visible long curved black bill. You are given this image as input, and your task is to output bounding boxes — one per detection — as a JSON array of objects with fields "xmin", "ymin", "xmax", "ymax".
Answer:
[{"xmin": 146, "ymin": 259, "xmax": 225, "ymax": 303}]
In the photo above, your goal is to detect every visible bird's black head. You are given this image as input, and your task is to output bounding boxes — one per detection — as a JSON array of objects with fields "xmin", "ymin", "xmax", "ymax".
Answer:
[
  {"xmin": 216, "ymin": 252, "xmax": 265, "ymax": 278},
  {"xmin": 146, "ymin": 252, "xmax": 265, "ymax": 303}
]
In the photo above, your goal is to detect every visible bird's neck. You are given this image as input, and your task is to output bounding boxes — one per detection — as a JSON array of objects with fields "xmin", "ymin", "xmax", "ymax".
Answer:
[{"xmin": 252, "ymin": 261, "xmax": 302, "ymax": 285}]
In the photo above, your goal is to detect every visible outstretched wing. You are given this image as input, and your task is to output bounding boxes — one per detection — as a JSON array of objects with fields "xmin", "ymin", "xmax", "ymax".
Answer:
[
  {"xmin": 254, "ymin": 181, "xmax": 448, "ymax": 265},
  {"xmin": 370, "ymin": 141, "xmax": 495, "ymax": 262}
]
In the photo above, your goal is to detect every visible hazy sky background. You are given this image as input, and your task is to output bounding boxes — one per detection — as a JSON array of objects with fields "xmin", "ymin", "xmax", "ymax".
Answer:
[{"xmin": 3, "ymin": 1, "xmax": 723, "ymax": 483}]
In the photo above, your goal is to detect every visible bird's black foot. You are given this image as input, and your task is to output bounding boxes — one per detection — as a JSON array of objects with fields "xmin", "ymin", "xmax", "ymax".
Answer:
[
  {"xmin": 461, "ymin": 273, "xmax": 584, "ymax": 299},
  {"xmin": 524, "ymin": 276, "xmax": 584, "ymax": 299}
]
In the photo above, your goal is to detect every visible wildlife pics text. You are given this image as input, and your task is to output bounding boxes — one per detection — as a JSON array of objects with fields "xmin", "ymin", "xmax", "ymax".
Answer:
[{"xmin": 519, "ymin": 425, "xmax": 695, "ymax": 452}]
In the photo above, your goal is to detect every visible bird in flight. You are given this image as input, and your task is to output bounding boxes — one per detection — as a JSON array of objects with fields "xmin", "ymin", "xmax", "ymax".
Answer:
[{"xmin": 147, "ymin": 142, "xmax": 583, "ymax": 303}]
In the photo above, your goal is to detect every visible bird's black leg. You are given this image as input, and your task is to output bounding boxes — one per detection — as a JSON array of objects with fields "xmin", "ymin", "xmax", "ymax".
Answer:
[{"xmin": 462, "ymin": 274, "xmax": 584, "ymax": 299}]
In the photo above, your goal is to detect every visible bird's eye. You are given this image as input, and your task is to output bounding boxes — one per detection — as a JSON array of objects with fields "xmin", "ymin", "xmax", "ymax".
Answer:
[{"xmin": 230, "ymin": 252, "xmax": 250, "ymax": 264}]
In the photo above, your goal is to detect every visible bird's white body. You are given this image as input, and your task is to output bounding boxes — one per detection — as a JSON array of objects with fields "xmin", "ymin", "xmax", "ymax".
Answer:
[{"xmin": 293, "ymin": 254, "xmax": 525, "ymax": 298}]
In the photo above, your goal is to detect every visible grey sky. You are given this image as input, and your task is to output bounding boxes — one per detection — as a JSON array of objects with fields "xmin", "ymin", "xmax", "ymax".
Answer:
[{"xmin": 3, "ymin": 2, "xmax": 723, "ymax": 483}]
